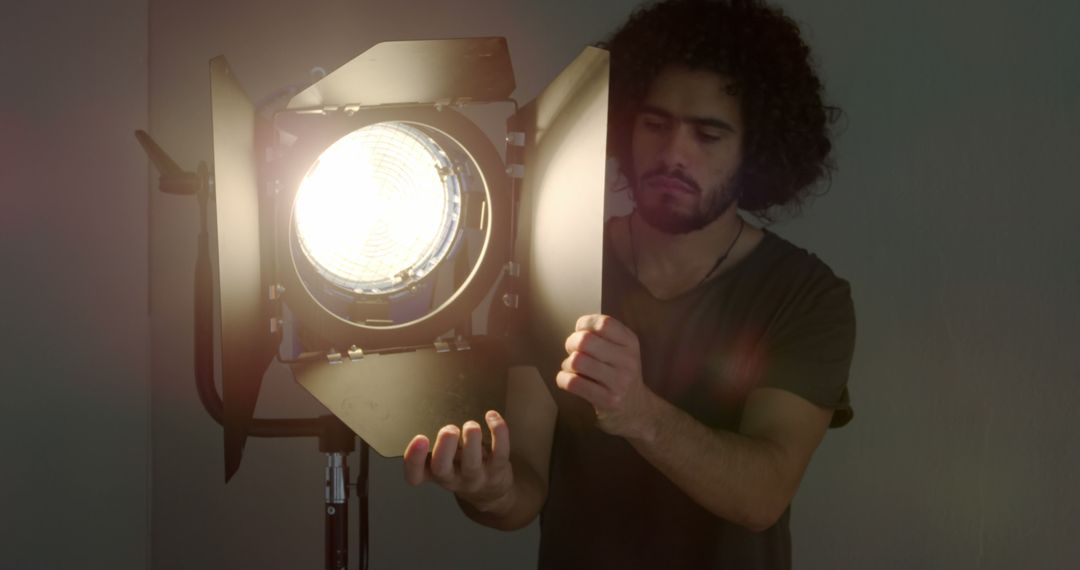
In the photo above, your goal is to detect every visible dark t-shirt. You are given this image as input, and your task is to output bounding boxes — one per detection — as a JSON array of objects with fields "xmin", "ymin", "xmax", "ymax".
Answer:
[{"xmin": 537, "ymin": 226, "xmax": 856, "ymax": 570}]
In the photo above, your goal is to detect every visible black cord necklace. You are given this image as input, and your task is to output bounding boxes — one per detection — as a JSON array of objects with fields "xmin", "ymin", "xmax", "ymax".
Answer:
[{"xmin": 628, "ymin": 213, "xmax": 745, "ymax": 289}]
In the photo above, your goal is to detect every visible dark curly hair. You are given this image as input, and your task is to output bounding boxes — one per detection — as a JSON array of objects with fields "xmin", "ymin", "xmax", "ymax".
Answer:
[{"xmin": 601, "ymin": 0, "xmax": 839, "ymax": 219}]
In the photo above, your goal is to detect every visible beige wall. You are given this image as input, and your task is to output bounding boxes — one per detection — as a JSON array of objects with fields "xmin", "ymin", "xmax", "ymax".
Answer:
[{"xmin": 1, "ymin": 1, "xmax": 150, "ymax": 569}]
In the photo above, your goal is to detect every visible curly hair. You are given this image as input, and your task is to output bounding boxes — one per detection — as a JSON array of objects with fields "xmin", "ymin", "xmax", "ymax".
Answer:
[{"xmin": 601, "ymin": 0, "xmax": 839, "ymax": 218}]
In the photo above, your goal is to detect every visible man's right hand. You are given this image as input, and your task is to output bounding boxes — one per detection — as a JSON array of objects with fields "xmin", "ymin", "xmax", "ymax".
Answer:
[{"xmin": 403, "ymin": 410, "xmax": 516, "ymax": 515}]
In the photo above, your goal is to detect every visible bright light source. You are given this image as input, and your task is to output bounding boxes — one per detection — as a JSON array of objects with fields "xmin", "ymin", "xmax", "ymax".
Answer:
[{"xmin": 293, "ymin": 122, "xmax": 462, "ymax": 295}]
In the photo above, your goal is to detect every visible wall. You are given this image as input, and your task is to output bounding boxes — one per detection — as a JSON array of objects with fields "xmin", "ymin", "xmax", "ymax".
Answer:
[
  {"xmin": 777, "ymin": 1, "xmax": 1080, "ymax": 567},
  {"xmin": 0, "ymin": 2, "xmax": 151, "ymax": 569}
]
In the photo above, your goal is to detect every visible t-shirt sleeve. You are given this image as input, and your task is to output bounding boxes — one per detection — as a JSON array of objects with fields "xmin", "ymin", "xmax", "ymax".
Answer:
[{"xmin": 759, "ymin": 261, "xmax": 856, "ymax": 428}]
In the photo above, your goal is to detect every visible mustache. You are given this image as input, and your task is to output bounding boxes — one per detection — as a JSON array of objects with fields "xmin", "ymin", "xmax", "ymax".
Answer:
[{"xmin": 640, "ymin": 168, "xmax": 702, "ymax": 194}]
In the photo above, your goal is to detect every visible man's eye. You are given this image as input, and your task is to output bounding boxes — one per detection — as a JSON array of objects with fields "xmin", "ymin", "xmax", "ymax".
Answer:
[{"xmin": 697, "ymin": 130, "xmax": 723, "ymax": 142}]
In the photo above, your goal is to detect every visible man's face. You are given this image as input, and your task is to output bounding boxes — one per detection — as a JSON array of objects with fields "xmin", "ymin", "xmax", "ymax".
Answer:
[{"xmin": 630, "ymin": 65, "xmax": 744, "ymax": 234}]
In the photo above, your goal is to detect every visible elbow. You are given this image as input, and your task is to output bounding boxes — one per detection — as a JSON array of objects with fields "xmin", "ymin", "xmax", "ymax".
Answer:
[
  {"xmin": 741, "ymin": 508, "xmax": 783, "ymax": 533},
  {"xmin": 703, "ymin": 496, "xmax": 783, "ymax": 532},
  {"xmin": 734, "ymin": 495, "xmax": 790, "ymax": 533},
  {"xmin": 488, "ymin": 513, "xmax": 540, "ymax": 532}
]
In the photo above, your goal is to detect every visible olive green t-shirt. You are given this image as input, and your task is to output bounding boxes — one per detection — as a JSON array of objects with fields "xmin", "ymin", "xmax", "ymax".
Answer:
[{"xmin": 538, "ymin": 226, "xmax": 856, "ymax": 570}]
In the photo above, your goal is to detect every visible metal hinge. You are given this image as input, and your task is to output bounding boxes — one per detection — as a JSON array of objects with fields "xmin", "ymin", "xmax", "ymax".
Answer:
[
  {"xmin": 505, "ymin": 261, "xmax": 521, "ymax": 278},
  {"xmin": 505, "ymin": 165, "xmax": 524, "ymax": 179},
  {"xmin": 506, "ymin": 131, "xmax": 525, "ymax": 147},
  {"xmin": 505, "ymin": 131, "xmax": 525, "ymax": 179},
  {"xmin": 434, "ymin": 337, "xmax": 472, "ymax": 353}
]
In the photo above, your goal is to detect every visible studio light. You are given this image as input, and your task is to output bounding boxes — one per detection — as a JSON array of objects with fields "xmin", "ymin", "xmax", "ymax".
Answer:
[
  {"xmin": 139, "ymin": 36, "xmax": 611, "ymax": 570},
  {"xmin": 189, "ymin": 36, "xmax": 613, "ymax": 468}
]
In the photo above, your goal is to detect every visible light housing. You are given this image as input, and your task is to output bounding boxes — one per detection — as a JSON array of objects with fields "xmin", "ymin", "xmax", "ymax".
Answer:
[{"xmin": 207, "ymin": 39, "xmax": 611, "ymax": 471}]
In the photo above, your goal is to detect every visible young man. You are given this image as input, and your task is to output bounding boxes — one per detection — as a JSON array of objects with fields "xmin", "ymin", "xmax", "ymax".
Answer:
[{"xmin": 403, "ymin": 1, "xmax": 855, "ymax": 567}]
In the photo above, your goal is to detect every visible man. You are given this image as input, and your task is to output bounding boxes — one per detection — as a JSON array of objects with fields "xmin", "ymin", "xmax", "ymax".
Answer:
[{"xmin": 403, "ymin": 0, "xmax": 855, "ymax": 567}]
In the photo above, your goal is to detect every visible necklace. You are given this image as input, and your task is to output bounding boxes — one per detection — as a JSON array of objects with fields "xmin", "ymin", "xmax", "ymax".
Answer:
[{"xmin": 628, "ymin": 214, "xmax": 745, "ymax": 289}]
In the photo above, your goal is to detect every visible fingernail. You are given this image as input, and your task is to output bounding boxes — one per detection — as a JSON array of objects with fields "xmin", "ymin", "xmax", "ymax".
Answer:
[{"xmin": 486, "ymin": 411, "xmax": 498, "ymax": 422}]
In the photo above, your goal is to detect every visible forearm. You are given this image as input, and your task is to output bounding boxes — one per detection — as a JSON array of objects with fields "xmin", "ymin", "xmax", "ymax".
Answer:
[
  {"xmin": 455, "ymin": 456, "xmax": 547, "ymax": 531},
  {"xmin": 627, "ymin": 396, "xmax": 792, "ymax": 531},
  {"xmin": 560, "ymin": 315, "xmax": 831, "ymax": 532}
]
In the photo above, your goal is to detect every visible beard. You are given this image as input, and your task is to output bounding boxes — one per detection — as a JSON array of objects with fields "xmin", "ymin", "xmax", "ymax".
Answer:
[{"xmin": 632, "ymin": 167, "xmax": 739, "ymax": 234}]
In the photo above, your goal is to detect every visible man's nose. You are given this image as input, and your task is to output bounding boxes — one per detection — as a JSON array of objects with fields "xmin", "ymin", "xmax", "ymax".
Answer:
[{"xmin": 658, "ymin": 126, "xmax": 692, "ymax": 170}]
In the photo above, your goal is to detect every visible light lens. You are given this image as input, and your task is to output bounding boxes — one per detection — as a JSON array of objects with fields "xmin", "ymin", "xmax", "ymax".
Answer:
[{"xmin": 293, "ymin": 122, "xmax": 461, "ymax": 295}]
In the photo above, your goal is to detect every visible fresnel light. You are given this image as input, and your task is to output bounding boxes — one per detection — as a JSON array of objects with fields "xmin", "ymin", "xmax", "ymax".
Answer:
[{"xmin": 138, "ymin": 37, "xmax": 609, "ymax": 570}]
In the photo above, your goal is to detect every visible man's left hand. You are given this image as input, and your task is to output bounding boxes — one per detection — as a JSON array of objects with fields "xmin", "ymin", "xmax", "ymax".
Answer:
[{"xmin": 558, "ymin": 314, "xmax": 659, "ymax": 440}]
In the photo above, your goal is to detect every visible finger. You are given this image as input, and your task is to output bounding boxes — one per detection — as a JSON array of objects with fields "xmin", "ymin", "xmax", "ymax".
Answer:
[
  {"xmin": 564, "ymin": 330, "xmax": 623, "ymax": 366},
  {"xmin": 485, "ymin": 410, "xmax": 510, "ymax": 461},
  {"xmin": 430, "ymin": 425, "xmax": 461, "ymax": 483},
  {"xmin": 556, "ymin": 370, "xmax": 611, "ymax": 407},
  {"xmin": 402, "ymin": 435, "xmax": 430, "ymax": 486},
  {"xmin": 459, "ymin": 421, "xmax": 484, "ymax": 480},
  {"xmin": 564, "ymin": 330, "xmax": 582, "ymax": 354},
  {"xmin": 574, "ymin": 314, "xmax": 601, "ymax": 332},
  {"xmin": 575, "ymin": 314, "xmax": 638, "ymax": 349},
  {"xmin": 562, "ymin": 351, "xmax": 617, "ymax": 387}
]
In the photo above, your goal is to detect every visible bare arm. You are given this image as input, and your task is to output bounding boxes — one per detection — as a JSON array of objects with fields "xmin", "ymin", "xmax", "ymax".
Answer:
[
  {"xmin": 403, "ymin": 365, "xmax": 556, "ymax": 531},
  {"xmin": 625, "ymin": 387, "xmax": 830, "ymax": 531},
  {"xmin": 560, "ymin": 314, "xmax": 831, "ymax": 531}
]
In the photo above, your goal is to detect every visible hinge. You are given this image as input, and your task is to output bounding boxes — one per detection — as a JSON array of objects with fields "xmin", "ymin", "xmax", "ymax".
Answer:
[
  {"xmin": 505, "ymin": 132, "xmax": 525, "ymax": 147},
  {"xmin": 434, "ymin": 337, "xmax": 472, "ymax": 353},
  {"xmin": 505, "ymin": 261, "xmax": 521, "ymax": 278},
  {"xmin": 505, "ymin": 131, "xmax": 525, "ymax": 179}
]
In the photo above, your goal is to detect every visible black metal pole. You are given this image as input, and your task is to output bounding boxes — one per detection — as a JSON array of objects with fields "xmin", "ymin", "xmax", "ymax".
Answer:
[
  {"xmin": 325, "ymin": 453, "xmax": 350, "ymax": 570},
  {"xmin": 320, "ymin": 418, "xmax": 356, "ymax": 570},
  {"xmin": 357, "ymin": 440, "xmax": 370, "ymax": 570}
]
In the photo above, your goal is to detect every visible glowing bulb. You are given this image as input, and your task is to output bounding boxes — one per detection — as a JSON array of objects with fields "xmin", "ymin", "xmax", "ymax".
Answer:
[{"xmin": 293, "ymin": 122, "xmax": 461, "ymax": 295}]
